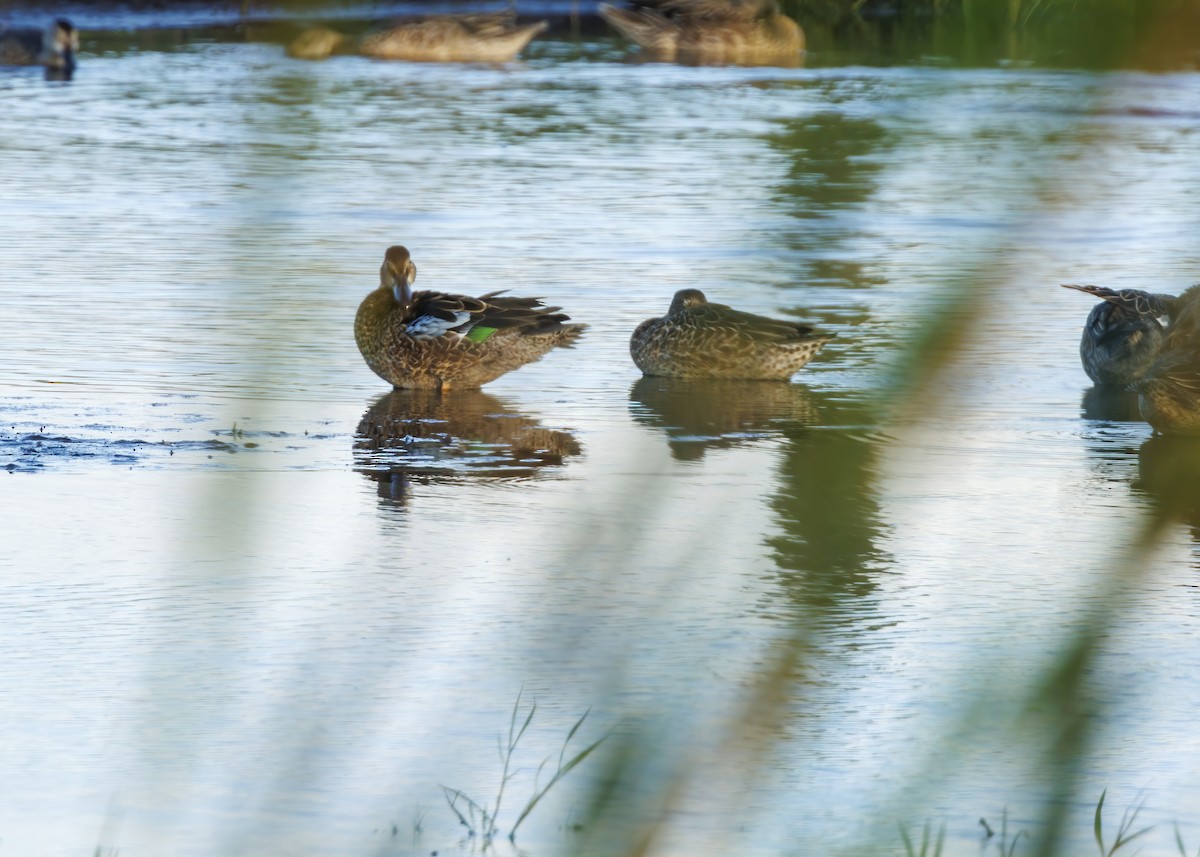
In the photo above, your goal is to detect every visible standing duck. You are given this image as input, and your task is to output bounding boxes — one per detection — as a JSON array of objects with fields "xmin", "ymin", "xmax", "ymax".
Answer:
[
  {"xmin": 0, "ymin": 19, "xmax": 78, "ymax": 72},
  {"xmin": 598, "ymin": 0, "xmax": 804, "ymax": 65},
  {"xmin": 630, "ymin": 289, "xmax": 833, "ymax": 380},
  {"xmin": 354, "ymin": 245, "xmax": 586, "ymax": 390},
  {"xmin": 359, "ymin": 13, "xmax": 548, "ymax": 62},
  {"xmin": 1134, "ymin": 284, "xmax": 1200, "ymax": 435},
  {"xmin": 1062, "ymin": 283, "xmax": 1176, "ymax": 388}
]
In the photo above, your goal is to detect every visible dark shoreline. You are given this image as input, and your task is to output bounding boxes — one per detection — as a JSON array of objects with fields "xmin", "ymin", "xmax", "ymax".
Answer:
[
  {"xmin": 4, "ymin": 1, "xmax": 591, "ymax": 30},
  {"xmin": 2, "ymin": 0, "xmax": 1197, "ymax": 70}
]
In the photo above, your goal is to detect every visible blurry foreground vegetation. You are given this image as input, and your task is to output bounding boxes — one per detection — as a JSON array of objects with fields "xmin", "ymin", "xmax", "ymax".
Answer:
[{"xmin": 10, "ymin": 0, "xmax": 1196, "ymax": 854}]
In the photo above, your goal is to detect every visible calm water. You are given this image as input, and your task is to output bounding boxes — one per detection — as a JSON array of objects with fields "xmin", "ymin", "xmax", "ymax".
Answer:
[{"xmin": 2, "ymin": 9, "xmax": 1200, "ymax": 856}]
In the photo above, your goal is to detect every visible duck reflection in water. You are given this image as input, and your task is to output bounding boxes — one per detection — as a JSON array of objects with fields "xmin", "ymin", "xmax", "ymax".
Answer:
[
  {"xmin": 1080, "ymin": 385, "xmax": 1143, "ymax": 424},
  {"xmin": 629, "ymin": 376, "xmax": 819, "ymax": 461},
  {"xmin": 354, "ymin": 389, "xmax": 581, "ymax": 506}
]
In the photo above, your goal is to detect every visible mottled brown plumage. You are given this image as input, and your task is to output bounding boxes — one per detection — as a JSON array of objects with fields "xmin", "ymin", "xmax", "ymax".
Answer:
[
  {"xmin": 1062, "ymin": 283, "xmax": 1176, "ymax": 388},
  {"xmin": 632, "ymin": 0, "xmax": 780, "ymax": 21},
  {"xmin": 359, "ymin": 14, "xmax": 548, "ymax": 62},
  {"xmin": 599, "ymin": 0, "xmax": 803, "ymax": 65},
  {"xmin": 630, "ymin": 289, "xmax": 833, "ymax": 380},
  {"xmin": 354, "ymin": 245, "xmax": 586, "ymax": 390},
  {"xmin": 287, "ymin": 25, "xmax": 347, "ymax": 60},
  {"xmin": 1134, "ymin": 284, "xmax": 1200, "ymax": 435}
]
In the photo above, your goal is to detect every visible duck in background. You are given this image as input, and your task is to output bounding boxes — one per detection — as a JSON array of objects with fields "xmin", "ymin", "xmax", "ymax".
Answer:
[
  {"xmin": 598, "ymin": 0, "xmax": 804, "ymax": 66},
  {"xmin": 0, "ymin": 19, "xmax": 78, "ymax": 74},
  {"xmin": 361, "ymin": 13, "xmax": 548, "ymax": 62},
  {"xmin": 630, "ymin": 288, "xmax": 834, "ymax": 380},
  {"xmin": 286, "ymin": 25, "xmax": 346, "ymax": 60},
  {"xmin": 1061, "ymin": 283, "xmax": 1176, "ymax": 388},
  {"xmin": 288, "ymin": 13, "xmax": 547, "ymax": 61},
  {"xmin": 289, "ymin": 13, "xmax": 548, "ymax": 63},
  {"xmin": 355, "ymin": 245, "xmax": 586, "ymax": 390}
]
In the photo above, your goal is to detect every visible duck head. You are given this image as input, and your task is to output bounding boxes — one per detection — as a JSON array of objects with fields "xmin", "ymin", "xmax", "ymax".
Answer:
[
  {"xmin": 46, "ymin": 19, "xmax": 78, "ymax": 71},
  {"xmin": 380, "ymin": 245, "xmax": 417, "ymax": 307},
  {"xmin": 668, "ymin": 288, "xmax": 708, "ymax": 315}
]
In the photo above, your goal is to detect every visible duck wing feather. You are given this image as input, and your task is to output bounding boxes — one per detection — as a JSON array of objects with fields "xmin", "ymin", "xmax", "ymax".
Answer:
[
  {"xmin": 687, "ymin": 303, "xmax": 826, "ymax": 342},
  {"xmin": 406, "ymin": 290, "xmax": 570, "ymax": 338}
]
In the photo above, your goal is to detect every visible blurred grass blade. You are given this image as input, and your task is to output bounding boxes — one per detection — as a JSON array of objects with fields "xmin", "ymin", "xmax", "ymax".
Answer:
[
  {"xmin": 1095, "ymin": 788, "xmax": 1108, "ymax": 854},
  {"xmin": 511, "ymin": 733, "xmax": 607, "ymax": 839}
]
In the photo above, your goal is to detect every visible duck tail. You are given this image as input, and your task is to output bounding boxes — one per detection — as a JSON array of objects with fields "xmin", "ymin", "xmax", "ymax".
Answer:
[
  {"xmin": 599, "ymin": 2, "xmax": 676, "ymax": 49},
  {"xmin": 542, "ymin": 321, "xmax": 588, "ymax": 346},
  {"xmin": 522, "ymin": 20, "xmax": 551, "ymax": 38}
]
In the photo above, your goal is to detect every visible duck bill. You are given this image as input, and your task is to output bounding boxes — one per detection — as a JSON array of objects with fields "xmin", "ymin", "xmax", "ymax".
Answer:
[{"xmin": 391, "ymin": 266, "xmax": 415, "ymax": 306}]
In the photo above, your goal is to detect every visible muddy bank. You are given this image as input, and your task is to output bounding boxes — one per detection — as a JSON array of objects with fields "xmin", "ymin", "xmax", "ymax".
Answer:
[{"xmin": 0, "ymin": 395, "xmax": 353, "ymax": 473}]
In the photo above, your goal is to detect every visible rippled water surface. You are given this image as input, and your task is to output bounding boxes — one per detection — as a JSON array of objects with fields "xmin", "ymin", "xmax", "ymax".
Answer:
[{"xmin": 3, "ymin": 11, "xmax": 1200, "ymax": 856}]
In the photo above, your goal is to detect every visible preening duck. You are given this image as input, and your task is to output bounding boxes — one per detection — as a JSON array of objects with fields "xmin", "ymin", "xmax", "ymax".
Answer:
[{"xmin": 354, "ymin": 245, "xmax": 586, "ymax": 390}]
